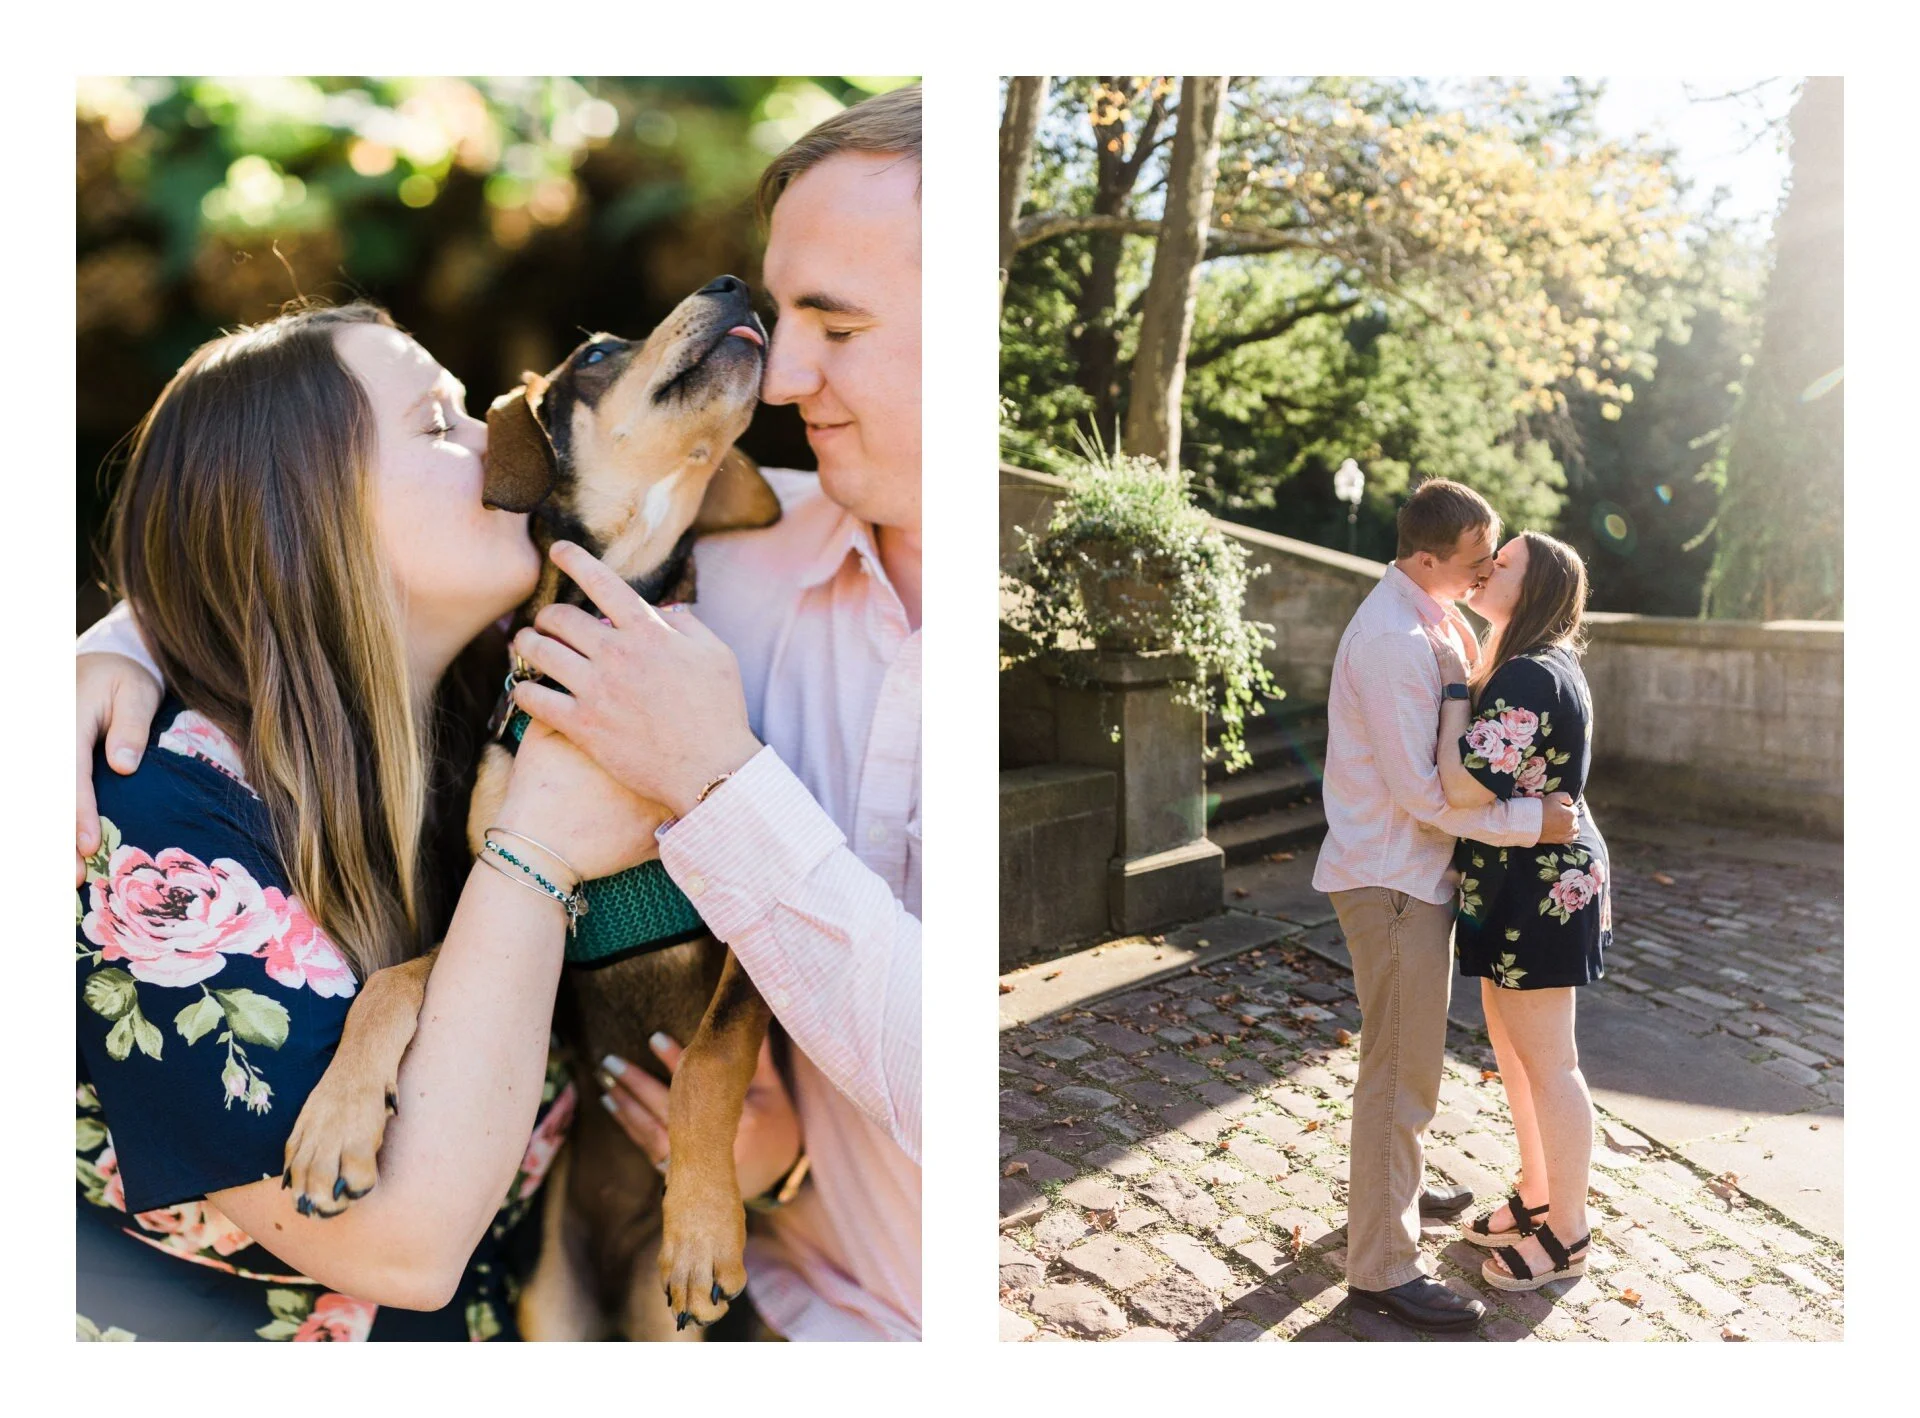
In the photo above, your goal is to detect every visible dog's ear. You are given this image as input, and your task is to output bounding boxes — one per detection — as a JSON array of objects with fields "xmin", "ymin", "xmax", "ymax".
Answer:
[
  {"xmin": 484, "ymin": 382, "xmax": 556, "ymax": 513},
  {"xmin": 693, "ymin": 448, "xmax": 782, "ymax": 534}
]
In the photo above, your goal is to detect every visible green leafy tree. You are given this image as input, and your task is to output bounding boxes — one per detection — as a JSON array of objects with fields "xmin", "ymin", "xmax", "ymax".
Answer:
[{"xmin": 1706, "ymin": 77, "xmax": 1843, "ymax": 620}]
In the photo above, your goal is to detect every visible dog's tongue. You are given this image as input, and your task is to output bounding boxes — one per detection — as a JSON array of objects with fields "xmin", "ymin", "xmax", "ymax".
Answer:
[{"xmin": 727, "ymin": 324, "xmax": 765, "ymax": 348}]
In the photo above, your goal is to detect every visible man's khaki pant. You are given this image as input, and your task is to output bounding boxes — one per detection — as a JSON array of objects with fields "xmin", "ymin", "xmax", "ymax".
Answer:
[{"xmin": 1329, "ymin": 886, "xmax": 1455, "ymax": 1291}]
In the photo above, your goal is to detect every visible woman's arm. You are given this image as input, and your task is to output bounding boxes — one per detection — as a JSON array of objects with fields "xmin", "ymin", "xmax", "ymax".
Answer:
[
  {"xmin": 207, "ymin": 724, "xmax": 662, "ymax": 1309},
  {"xmin": 208, "ymin": 861, "xmax": 568, "ymax": 1309},
  {"xmin": 1437, "ymin": 694, "xmax": 1495, "ymax": 809}
]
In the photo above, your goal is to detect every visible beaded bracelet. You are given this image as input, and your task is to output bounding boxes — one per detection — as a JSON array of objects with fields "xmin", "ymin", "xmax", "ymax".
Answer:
[{"xmin": 481, "ymin": 838, "xmax": 590, "ymax": 935}]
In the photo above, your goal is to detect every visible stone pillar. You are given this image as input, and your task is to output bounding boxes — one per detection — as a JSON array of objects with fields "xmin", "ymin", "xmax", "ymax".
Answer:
[{"xmin": 1050, "ymin": 651, "xmax": 1224, "ymax": 934}]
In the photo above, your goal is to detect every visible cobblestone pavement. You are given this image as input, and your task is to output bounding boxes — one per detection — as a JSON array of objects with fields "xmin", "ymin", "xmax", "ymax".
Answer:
[
  {"xmin": 998, "ymin": 830, "xmax": 1844, "ymax": 1343},
  {"xmin": 1604, "ymin": 836, "xmax": 1843, "ymax": 1101}
]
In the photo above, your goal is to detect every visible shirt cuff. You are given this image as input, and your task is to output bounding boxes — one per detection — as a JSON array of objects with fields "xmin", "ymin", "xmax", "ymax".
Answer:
[
  {"xmin": 76, "ymin": 600, "xmax": 161, "ymax": 684},
  {"xmin": 657, "ymin": 745, "xmax": 845, "ymax": 942}
]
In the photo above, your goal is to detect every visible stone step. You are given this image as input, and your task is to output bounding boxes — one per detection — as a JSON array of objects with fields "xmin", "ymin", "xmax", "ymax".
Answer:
[
  {"xmin": 1209, "ymin": 800, "xmax": 1329, "ymax": 866},
  {"xmin": 1206, "ymin": 714, "xmax": 1329, "ymax": 784},
  {"xmin": 1205, "ymin": 759, "xmax": 1322, "ymax": 825}
]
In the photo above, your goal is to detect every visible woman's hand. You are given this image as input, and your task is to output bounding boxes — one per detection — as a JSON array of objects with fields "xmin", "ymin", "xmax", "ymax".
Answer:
[
  {"xmin": 497, "ymin": 715, "xmax": 671, "ymax": 880},
  {"xmin": 509, "ymin": 542, "xmax": 763, "ymax": 819},
  {"xmin": 599, "ymin": 1035, "xmax": 802, "ymax": 1202},
  {"xmin": 77, "ymin": 653, "xmax": 163, "ymax": 884}
]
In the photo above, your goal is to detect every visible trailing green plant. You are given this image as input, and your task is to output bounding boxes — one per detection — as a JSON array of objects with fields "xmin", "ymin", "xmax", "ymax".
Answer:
[{"xmin": 1003, "ymin": 443, "xmax": 1283, "ymax": 770}]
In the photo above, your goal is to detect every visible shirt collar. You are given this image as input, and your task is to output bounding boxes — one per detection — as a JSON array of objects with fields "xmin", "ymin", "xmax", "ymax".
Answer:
[
  {"xmin": 796, "ymin": 507, "xmax": 884, "ymax": 590},
  {"xmin": 1384, "ymin": 563, "xmax": 1449, "ymax": 627}
]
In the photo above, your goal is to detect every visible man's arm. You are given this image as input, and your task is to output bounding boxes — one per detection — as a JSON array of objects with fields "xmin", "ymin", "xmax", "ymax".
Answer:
[
  {"xmin": 657, "ymin": 747, "xmax": 921, "ymax": 1164},
  {"xmin": 1350, "ymin": 631, "xmax": 1543, "ymax": 846}
]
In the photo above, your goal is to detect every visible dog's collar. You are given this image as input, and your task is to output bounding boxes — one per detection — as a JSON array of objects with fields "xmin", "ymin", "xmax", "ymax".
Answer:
[{"xmin": 491, "ymin": 706, "xmax": 707, "ymax": 968}]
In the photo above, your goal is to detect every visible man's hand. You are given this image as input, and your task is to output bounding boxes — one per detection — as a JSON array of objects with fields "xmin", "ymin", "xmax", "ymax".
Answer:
[
  {"xmin": 77, "ymin": 653, "xmax": 163, "ymax": 884},
  {"xmin": 1539, "ymin": 791, "xmax": 1581, "ymax": 844},
  {"xmin": 510, "ymin": 542, "xmax": 763, "ymax": 818},
  {"xmin": 599, "ymin": 1035, "xmax": 802, "ymax": 1201}
]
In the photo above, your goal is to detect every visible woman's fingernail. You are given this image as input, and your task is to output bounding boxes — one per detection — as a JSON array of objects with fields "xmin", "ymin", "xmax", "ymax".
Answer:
[
  {"xmin": 110, "ymin": 748, "xmax": 138, "ymax": 771},
  {"xmin": 649, "ymin": 1032, "xmax": 673, "ymax": 1056},
  {"xmin": 600, "ymin": 1092, "xmax": 619, "ymax": 1115},
  {"xmin": 601, "ymin": 1053, "xmax": 627, "ymax": 1077}
]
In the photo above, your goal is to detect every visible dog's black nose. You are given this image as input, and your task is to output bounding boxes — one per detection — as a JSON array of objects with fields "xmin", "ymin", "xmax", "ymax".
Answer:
[{"xmin": 699, "ymin": 275, "xmax": 746, "ymax": 297}]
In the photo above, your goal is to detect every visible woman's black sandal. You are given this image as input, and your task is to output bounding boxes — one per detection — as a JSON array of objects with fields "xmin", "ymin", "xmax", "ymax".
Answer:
[
  {"xmin": 1461, "ymin": 1189, "xmax": 1549, "ymax": 1249},
  {"xmin": 1482, "ymin": 1221, "xmax": 1591, "ymax": 1292}
]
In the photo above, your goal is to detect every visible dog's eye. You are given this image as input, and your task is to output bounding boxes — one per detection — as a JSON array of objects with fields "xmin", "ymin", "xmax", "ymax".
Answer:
[{"xmin": 582, "ymin": 348, "xmax": 608, "ymax": 366}]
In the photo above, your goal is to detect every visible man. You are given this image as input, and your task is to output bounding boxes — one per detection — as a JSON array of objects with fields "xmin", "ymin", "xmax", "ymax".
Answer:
[
  {"xmin": 1311, "ymin": 478, "xmax": 1577, "ymax": 1333},
  {"xmin": 75, "ymin": 83, "xmax": 923, "ymax": 1341}
]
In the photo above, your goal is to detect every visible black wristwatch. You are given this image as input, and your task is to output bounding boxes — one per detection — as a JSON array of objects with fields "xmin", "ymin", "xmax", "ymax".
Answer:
[{"xmin": 1443, "ymin": 682, "xmax": 1472, "ymax": 701}]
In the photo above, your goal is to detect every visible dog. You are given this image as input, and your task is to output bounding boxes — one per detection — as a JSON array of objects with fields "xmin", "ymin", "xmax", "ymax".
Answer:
[{"xmin": 278, "ymin": 274, "xmax": 783, "ymax": 1340}]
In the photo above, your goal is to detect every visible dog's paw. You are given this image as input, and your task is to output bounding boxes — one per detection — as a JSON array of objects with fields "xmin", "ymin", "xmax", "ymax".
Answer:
[
  {"xmin": 658, "ymin": 1174, "xmax": 748, "ymax": 1330},
  {"xmin": 281, "ymin": 1068, "xmax": 396, "ymax": 1219}
]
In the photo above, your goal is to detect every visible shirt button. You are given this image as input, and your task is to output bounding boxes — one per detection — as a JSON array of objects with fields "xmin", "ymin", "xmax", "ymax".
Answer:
[
  {"xmin": 683, "ymin": 874, "xmax": 707, "ymax": 897},
  {"xmin": 866, "ymin": 824, "xmax": 888, "ymax": 846}
]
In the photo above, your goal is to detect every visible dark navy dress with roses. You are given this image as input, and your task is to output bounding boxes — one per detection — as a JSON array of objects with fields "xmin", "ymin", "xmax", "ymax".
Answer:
[
  {"xmin": 77, "ymin": 697, "xmax": 572, "ymax": 1342},
  {"xmin": 1452, "ymin": 647, "xmax": 1611, "ymax": 990}
]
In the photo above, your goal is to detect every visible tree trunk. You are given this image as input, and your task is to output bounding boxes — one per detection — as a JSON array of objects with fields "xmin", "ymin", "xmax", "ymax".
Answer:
[
  {"xmin": 998, "ymin": 77, "xmax": 1047, "ymax": 308},
  {"xmin": 1708, "ymin": 76, "xmax": 1843, "ymax": 619},
  {"xmin": 1122, "ymin": 76, "xmax": 1228, "ymax": 472},
  {"xmin": 1070, "ymin": 80, "xmax": 1154, "ymax": 446}
]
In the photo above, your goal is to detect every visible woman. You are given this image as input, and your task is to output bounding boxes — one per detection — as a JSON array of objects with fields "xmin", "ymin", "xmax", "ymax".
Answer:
[
  {"xmin": 75, "ymin": 301, "xmax": 670, "ymax": 1340},
  {"xmin": 1433, "ymin": 530, "xmax": 1609, "ymax": 1295}
]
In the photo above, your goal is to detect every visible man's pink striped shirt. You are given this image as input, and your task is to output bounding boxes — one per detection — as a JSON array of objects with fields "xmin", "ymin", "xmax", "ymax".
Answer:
[{"xmin": 663, "ymin": 469, "xmax": 921, "ymax": 1341}]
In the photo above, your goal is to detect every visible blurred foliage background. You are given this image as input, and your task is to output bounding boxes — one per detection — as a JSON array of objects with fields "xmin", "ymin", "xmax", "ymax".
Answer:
[
  {"xmin": 76, "ymin": 74, "xmax": 914, "ymax": 625},
  {"xmin": 1000, "ymin": 77, "xmax": 1841, "ymax": 619}
]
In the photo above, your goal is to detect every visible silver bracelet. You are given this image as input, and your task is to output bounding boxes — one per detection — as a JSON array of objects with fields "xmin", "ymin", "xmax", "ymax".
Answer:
[
  {"xmin": 480, "ymin": 839, "xmax": 590, "ymax": 935},
  {"xmin": 485, "ymin": 825, "xmax": 582, "ymax": 887}
]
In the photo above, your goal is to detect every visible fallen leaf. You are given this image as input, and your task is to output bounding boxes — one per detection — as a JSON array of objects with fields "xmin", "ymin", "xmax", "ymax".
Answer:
[
  {"xmin": 1029, "ymin": 1083, "xmax": 1047, "ymax": 1095},
  {"xmin": 1051, "ymin": 1116, "xmax": 1079, "ymax": 1128},
  {"xmin": 1003, "ymin": 1160, "xmax": 1029, "ymax": 1177},
  {"xmin": 999, "ymin": 982, "xmax": 1015, "ymax": 995},
  {"xmin": 1088, "ymin": 1208, "xmax": 1118, "ymax": 1230},
  {"xmin": 1720, "ymin": 1325, "xmax": 1750, "ymax": 1342},
  {"xmin": 1480, "ymin": 1069, "xmax": 1501, "ymax": 1083},
  {"xmin": 1238, "ymin": 1014, "xmax": 1257, "ymax": 1026},
  {"xmin": 1232, "ymin": 888, "xmax": 1250, "ymax": 899},
  {"xmin": 1266, "ymin": 851, "xmax": 1296, "ymax": 864},
  {"xmin": 1619, "ymin": 1288, "xmax": 1643, "ymax": 1308},
  {"xmin": 1652, "ymin": 872, "xmax": 1676, "ymax": 886},
  {"xmin": 1153, "ymin": 952, "xmax": 1164, "ymax": 961},
  {"xmin": 1334, "ymin": 1029, "xmax": 1355, "ymax": 1046},
  {"xmin": 1288, "ymin": 1224, "xmax": 1304, "ymax": 1258},
  {"xmin": 1015, "ymin": 1045, "xmax": 1034, "ymax": 1057},
  {"xmin": 1809, "ymin": 1123, "xmax": 1821, "ymax": 1131},
  {"xmin": 1302, "ymin": 1119, "xmax": 1321, "ymax": 1133},
  {"xmin": 1041, "ymin": 970, "xmax": 1062, "ymax": 982}
]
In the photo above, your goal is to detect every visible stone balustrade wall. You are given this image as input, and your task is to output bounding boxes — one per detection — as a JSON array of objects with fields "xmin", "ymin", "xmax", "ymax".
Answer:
[{"xmin": 1000, "ymin": 465, "xmax": 1843, "ymax": 838}]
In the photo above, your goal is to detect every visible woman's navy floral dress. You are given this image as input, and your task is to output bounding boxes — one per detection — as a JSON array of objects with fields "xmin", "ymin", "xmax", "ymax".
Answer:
[
  {"xmin": 1453, "ymin": 647, "xmax": 1612, "ymax": 990},
  {"xmin": 77, "ymin": 698, "xmax": 572, "ymax": 1341}
]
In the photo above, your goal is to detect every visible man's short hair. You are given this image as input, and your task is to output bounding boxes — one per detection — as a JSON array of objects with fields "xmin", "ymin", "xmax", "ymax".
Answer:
[
  {"xmin": 1396, "ymin": 478, "xmax": 1498, "ymax": 560},
  {"xmin": 755, "ymin": 82, "xmax": 922, "ymax": 223}
]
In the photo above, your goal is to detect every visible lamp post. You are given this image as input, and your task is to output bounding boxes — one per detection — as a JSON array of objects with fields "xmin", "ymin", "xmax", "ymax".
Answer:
[{"xmin": 1334, "ymin": 458, "xmax": 1365, "ymax": 555}]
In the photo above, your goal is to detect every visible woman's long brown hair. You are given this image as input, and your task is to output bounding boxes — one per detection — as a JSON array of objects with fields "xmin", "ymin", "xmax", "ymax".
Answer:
[
  {"xmin": 107, "ymin": 302, "xmax": 430, "ymax": 977},
  {"xmin": 1473, "ymin": 530, "xmax": 1590, "ymax": 696}
]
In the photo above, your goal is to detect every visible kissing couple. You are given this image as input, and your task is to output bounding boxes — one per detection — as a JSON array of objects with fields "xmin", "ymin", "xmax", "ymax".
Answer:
[{"xmin": 1312, "ymin": 477, "xmax": 1613, "ymax": 1333}]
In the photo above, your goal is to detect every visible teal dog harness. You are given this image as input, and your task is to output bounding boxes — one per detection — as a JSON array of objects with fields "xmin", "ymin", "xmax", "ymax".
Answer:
[{"xmin": 492, "ymin": 703, "xmax": 707, "ymax": 970}]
